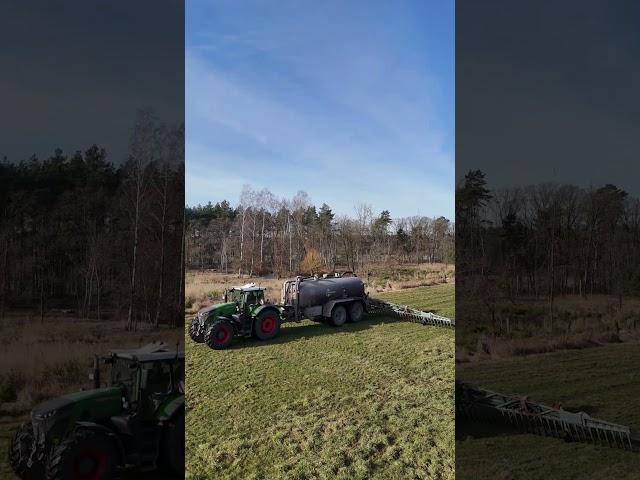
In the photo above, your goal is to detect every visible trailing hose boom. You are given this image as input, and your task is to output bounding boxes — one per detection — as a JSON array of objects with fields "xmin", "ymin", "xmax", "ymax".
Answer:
[
  {"xmin": 366, "ymin": 298, "xmax": 455, "ymax": 327},
  {"xmin": 456, "ymin": 381, "xmax": 638, "ymax": 451}
]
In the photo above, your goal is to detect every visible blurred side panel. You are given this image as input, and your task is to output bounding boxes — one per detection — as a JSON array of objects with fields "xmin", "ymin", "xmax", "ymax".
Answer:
[
  {"xmin": 456, "ymin": 1, "xmax": 640, "ymax": 478},
  {"xmin": 0, "ymin": 1, "xmax": 184, "ymax": 479}
]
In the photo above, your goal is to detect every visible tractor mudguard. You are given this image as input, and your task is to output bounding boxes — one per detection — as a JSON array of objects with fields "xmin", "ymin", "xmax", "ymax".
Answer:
[
  {"xmin": 252, "ymin": 304, "xmax": 282, "ymax": 320},
  {"xmin": 157, "ymin": 396, "xmax": 185, "ymax": 422},
  {"xmin": 74, "ymin": 421, "xmax": 126, "ymax": 464},
  {"xmin": 322, "ymin": 298, "xmax": 362, "ymax": 317}
]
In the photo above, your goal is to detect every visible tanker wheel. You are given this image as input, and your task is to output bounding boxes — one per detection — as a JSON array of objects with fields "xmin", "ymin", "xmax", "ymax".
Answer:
[
  {"xmin": 45, "ymin": 429, "xmax": 118, "ymax": 480},
  {"xmin": 254, "ymin": 310, "xmax": 281, "ymax": 340},
  {"xmin": 348, "ymin": 302, "xmax": 364, "ymax": 322},
  {"xmin": 161, "ymin": 409, "xmax": 185, "ymax": 475},
  {"xmin": 9, "ymin": 422, "xmax": 34, "ymax": 479},
  {"xmin": 204, "ymin": 320, "xmax": 234, "ymax": 349},
  {"xmin": 189, "ymin": 317, "xmax": 204, "ymax": 343},
  {"xmin": 330, "ymin": 305, "xmax": 347, "ymax": 326}
]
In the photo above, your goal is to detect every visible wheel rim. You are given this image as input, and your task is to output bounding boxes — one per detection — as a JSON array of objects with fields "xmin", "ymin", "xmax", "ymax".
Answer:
[
  {"xmin": 73, "ymin": 448, "xmax": 108, "ymax": 480},
  {"xmin": 216, "ymin": 325, "xmax": 231, "ymax": 344},
  {"xmin": 261, "ymin": 315, "xmax": 277, "ymax": 335},
  {"xmin": 334, "ymin": 308, "xmax": 346, "ymax": 324},
  {"xmin": 351, "ymin": 304, "xmax": 362, "ymax": 319}
]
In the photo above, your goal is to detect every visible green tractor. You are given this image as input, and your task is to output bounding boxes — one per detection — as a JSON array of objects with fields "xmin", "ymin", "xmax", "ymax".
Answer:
[
  {"xmin": 8, "ymin": 343, "xmax": 184, "ymax": 479},
  {"xmin": 189, "ymin": 284, "xmax": 280, "ymax": 349}
]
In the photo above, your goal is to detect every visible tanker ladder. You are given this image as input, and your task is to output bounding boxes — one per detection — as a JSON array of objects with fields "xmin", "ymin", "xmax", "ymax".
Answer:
[
  {"xmin": 456, "ymin": 381, "xmax": 639, "ymax": 451},
  {"xmin": 367, "ymin": 298, "xmax": 455, "ymax": 327}
]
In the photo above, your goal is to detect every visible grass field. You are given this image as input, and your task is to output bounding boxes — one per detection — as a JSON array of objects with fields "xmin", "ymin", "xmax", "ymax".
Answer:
[
  {"xmin": 185, "ymin": 284, "xmax": 455, "ymax": 479},
  {"xmin": 457, "ymin": 344, "xmax": 640, "ymax": 480}
]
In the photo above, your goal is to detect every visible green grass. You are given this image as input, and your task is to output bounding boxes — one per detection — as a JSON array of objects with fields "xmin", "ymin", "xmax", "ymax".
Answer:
[
  {"xmin": 457, "ymin": 344, "xmax": 640, "ymax": 480},
  {"xmin": 185, "ymin": 285, "xmax": 455, "ymax": 479}
]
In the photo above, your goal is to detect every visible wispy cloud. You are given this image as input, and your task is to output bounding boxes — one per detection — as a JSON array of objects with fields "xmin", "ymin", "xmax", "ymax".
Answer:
[{"xmin": 186, "ymin": 0, "xmax": 454, "ymax": 219}]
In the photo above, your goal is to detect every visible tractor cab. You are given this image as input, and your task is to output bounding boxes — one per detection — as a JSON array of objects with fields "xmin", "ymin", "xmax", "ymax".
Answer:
[
  {"xmin": 224, "ymin": 283, "xmax": 267, "ymax": 315},
  {"xmin": 104, "ymin": 344, "xmax": 185, "ymax": 418}
]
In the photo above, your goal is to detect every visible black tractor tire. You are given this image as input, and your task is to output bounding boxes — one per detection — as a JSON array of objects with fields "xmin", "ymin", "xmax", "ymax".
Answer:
[
  {"xmin": 348, "ymin": 302, "xmax": 364, "ymax": 323},
  {"xmin": 8, "ymin": 422, "xmax": 34, "ymax": 479},
  {"xmin": 253, "ymin": 310, "xmax": 281, "ymax": 341},
  {"xmin": 161, "ymin": 410, "xmax": 185, "ymax": 475},
  {"xmin": 330, "ymin": 305, "xmax": 347, "ymax": 326},
  {"xmin": 204, "ymin": 319, "xmax": 234, "ymax": 349},
  {"xmin": 46, "ymin": 429, "xmax": 119, "ymax": 480},
  {"xmin": 189, "ymin": 317, "xmax": 204, "ymax": 343}
]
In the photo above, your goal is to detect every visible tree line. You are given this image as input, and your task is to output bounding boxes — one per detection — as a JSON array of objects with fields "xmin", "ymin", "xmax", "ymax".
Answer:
[
  {"xmin": 0, "ymin": 110, "xmax": 184, "ymax": 329},
  {"xmin": 186, "ymin": 186, "xmax": 454, "ymax": 277},
  {"xmin": 457, "ymin": 170, "xmax": 640, "ymax": 323}
]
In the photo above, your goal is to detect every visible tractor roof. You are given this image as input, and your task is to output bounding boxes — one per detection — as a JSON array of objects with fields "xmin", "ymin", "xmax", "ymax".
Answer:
[
  {"xmin": 229, "ymin": 283, "xmax": 267, "ymax": 292},
  {"xmin": 109, "ymin": 343, "xmax": 185, "ymax": 363}
]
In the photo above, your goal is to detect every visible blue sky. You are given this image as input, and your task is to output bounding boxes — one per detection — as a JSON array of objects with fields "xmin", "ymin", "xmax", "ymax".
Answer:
[{"xmin": 186, "ymin": 0, "xmax": 454, "ymax": 219}]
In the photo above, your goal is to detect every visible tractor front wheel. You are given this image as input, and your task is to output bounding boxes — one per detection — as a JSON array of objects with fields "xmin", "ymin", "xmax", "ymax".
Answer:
[
  {"xmin": 254, "ymin": 310, "xmax": 281, "ymax": 340},
  {"xmin": 189, "ymin": 317, "xmax": 204, "ymax": 343},
  {"xmin": 330, "ymin": 305, "xmax": 347, "ymax": 326},
  {"xmin": 204, "ymin": 320, "xmax": 234, "ymax": 349},
  {"xmin": 8, "ymin": 422, "xmax": 34, "ymax": 479},
  {"xmin": 46, "ymin": 429, "xmax": 118, "ymax": 480}
]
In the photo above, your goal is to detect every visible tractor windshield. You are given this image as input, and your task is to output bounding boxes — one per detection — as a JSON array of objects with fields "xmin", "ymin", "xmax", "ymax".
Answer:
[{"xmin": 110, "ymin": 358, "xmax": 137, "ymax": 399}]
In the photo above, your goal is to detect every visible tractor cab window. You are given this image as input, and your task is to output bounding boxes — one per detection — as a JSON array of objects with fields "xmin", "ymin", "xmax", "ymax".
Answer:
[
  {"xmin": 173, "ymin": 361, "xmax": 185, "ymax": 394},
  {"xmin": 110, "ymin": 358, "xmax": 138, "ymax": 404},
  {"xmin": 244, "ymin": 290, "xmax": 264, "ymax": 307},
  {"xmin": 244, "ymin": 291, "xmax": 257, "ymax": 306},
  {"xmin": 140, "ymin": 361, "xmax": 174, "ymax": 416},
  {"xmin": 229, "ymin": 290, "xmax": 242, "ymax": 303},
  {"xmin": 144, "ymin": 362, "xmax": 173, "ymax": 395}
]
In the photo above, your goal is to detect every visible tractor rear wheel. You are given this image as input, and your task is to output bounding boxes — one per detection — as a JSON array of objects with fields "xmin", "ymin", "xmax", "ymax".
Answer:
[
  {"xmin": 8, "ymin": 422, "xmax": 34, "ymax": 479},
  {"xmin": 204, "ymin": 320, "xmax": 234, "ymax": 349},
  {"xmin": 161, "ymin": 410, "xmax": 184, "ymax": 475},
  {"xmin": 348, "ymin": 302, "xmax": 364, "ymax": 322},
  {"xmin": 330, "ymin": 305, "xmax": 347, "ymax": 326},
  {"xmin": 189, "ymin": 317, "xmax": 204, "ymax": 343},
  {"xmin": 46, "ymin": 429, "xmax": 118, "ymax": 480},
  {"xmin": 254, "ymin": 310, "xmax": 281, "ymax": 340}
]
